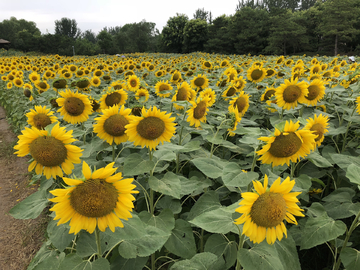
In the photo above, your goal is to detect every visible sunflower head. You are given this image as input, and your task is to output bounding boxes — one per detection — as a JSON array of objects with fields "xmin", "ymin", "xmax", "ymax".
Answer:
[{"xmin": 53, "ymin": 78, "xmax": 67, "ymax": 89}]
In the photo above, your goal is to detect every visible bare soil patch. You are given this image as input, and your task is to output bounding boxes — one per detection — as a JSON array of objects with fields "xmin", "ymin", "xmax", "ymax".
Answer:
[{"xmin": 0, "ymin": 107, "xmax": 46, "ymax": 270}]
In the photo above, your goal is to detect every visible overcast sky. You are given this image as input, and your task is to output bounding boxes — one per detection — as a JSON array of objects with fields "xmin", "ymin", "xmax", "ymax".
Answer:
[{"xmin": 1, "ymin": 0, "xmax": 239, "ymax": 35}]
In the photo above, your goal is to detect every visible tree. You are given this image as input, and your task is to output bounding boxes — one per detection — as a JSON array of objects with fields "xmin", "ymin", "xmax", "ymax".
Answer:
[
  {"xmin": 183, "ymin": 19, "xmax": 208, "ymax": 53},
  {"xmin": 193, "ymin": 8, "xmax": 209, "ymax": 21},
  {"xmin": 82, "ymin": 30, "xmax": 97, "ymax": 44},
  {"xmin": 204, "ymin": 15, "xmax": 232, "ymax": 54},
  {"xmin": 97, "ymin": 29, "xmax": 116, "ymax": 54},
  {"xmin": 317, "ymin": 0, "xmax": 360, "ymax": 55},
  {"xmin": 0, "ymin": 17, "xmax": 40, "ymax": 46},
  {"xmin": 228, "ymin": 7, "xmax": 270, "ymax": 55},
  {"xmin": 54, "ymin": 18, "xmax": 81, "ymax": 39},
  {"xmin": 161, "ymin": 14, "xmax": 189, "ymax": 53}
]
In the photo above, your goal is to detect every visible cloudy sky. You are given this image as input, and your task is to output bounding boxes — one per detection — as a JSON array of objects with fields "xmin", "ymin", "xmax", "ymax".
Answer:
[{"xmin": 1, "ymin": 0, "xmax": 239, "ymax": 35}]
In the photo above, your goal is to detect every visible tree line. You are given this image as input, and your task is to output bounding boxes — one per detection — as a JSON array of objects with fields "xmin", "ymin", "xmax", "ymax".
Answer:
[{"xmin": 1, "ymin": 0, "xmax": 359, "ymax": 56}]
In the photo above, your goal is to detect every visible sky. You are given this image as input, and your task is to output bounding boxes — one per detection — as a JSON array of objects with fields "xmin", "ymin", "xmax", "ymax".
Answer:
[{"xmin": 1, "ymin": 0, "xmax": 240, "ymax": 35}]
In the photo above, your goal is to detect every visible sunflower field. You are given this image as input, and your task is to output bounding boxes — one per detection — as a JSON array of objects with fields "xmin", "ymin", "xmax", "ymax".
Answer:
[{"xmin": 1, "ymin": 51, "xmax": 360, "ymax": 270}]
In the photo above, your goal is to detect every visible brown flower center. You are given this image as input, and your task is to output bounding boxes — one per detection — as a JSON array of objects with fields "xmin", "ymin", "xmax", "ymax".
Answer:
[
  {"xmin": 70, "ymin": 179, "xmax": 118, "ymax": 217},
  {"xmin": 176, "ymin": 87, "xmax": 188, "ymax": 101},
  {"xmin": 251, "ymin": 192, "xmax": 287, "ymax": 227},
  {"xmin": 30, "ymin": 136, "xmax": 67, "ymax": 167},
  {"xmin": 226, "ymin": 87, "xmax": 237, "ymax": 97},
  {"xmin": 105, "ymin": 92, "xmax": 122, "ymax": 107},
  {"xmin": 268, "ymin": 132, "xmax": 302, "ymax": 157},
  {"xmin": 194, "ymin": 77, "xmax": 205, "ymax": 87},
  {"xmin": 282, "ymin": 85, "xmax": 301, "ymax": 103},
  {"xmin": 234, "ymin": 97, "xmax": 247, "ymax": 113},
  {"xmin": 64, "ymin": 97, "xmax": 85, "ymax": 116},
  {"xmin": 264, "ymin": 90, "xmax": 276, "ymax": 101},
  {"xmin": 306, "ymin": 85, "xmax": 320, "ymax": 100},
  {"xmin": 310, "ymin": 123, "xmax": 325, "ymax": 142},
  {"xmin": 251, "ymin": 69, "xmax": 263, "ymax": 80},
  {"xmin": 33, "ymin": 113, "xmax": 52, "ymax": 129},
  {"xmin": 137, "ymin": 116, "xmax": 165, "ymax": 140},
  {"xmin": 103, "ymin": 115, "xmax": 129, "ymax": 137},
  {"xmin": 194, "ymin": 101, "xmax": 207, "ymax": 119}
]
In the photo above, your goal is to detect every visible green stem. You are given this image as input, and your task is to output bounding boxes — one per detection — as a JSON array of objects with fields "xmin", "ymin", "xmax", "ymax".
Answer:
[
  {"xmin": 112, "ymin": 144, "xmax": 115, "ymax": 162},
  {"xmin": 176, "ymin": 125, "xmax": 185, "ymax": 174},
  {"xmin": 200, "ymin": 229, "xmax": 204, "ymax": 252},
  {"xmin": 333, "ymin": 209, "xmax": 360, "ymax": 270},
  {"xmin": 299, "ymin": 105, "xmax": 304, "ymax": 118},
  {"xmin": 290, "ymin": 162, "xmax": 296, "ymax": 178},
  {"xmin": 95, "ymin": 227, "xmax": 102, "ymax": 258},
  {"xmin": 236, "ymin": 225, "xmax": 245, "ymax": 270},
  {"xmin": 341, "ymin": 106, "xmax": 356, "ymax": 153}
]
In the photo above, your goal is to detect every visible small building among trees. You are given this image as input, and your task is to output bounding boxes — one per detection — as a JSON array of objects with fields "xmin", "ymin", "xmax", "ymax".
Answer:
[{"xmin": 0, "ymin": 39, "xmax": 11, "ymax": 49}]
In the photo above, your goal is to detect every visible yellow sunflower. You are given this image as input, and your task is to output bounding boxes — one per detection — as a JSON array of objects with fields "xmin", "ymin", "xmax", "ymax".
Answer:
[
  {"xmin": 190, "ymin": 74, "xmax": 209, "ymax": 91},
  {"xmin": 155, "ymin": 80, "xmax": 173, "ymax": 98},
  {"xmin": 35, "ymin": 80, "xmax": 50, "ymax": 93},
  {"xmin": 246, "ymin": 66, "xmax": 266, "ymax": 83},
  {"xmin": 29, "ymin": 72, "xmax": 40, "ymax": 83},
  {"xmin": 222, "ymin": 84, "xmax": 239, "ymax": 100},
  {"xmin": 26, "ymin": 105, "xmax": 58, "ymax": 130},
  {"xmin": 90, "ymin": 76, "xmax": 101, "ymax": 87},
  {"xmin": 125, "ymin": 106, "xmax": 176, "ymax": 150},
  {"xmin": 170, "ymin": 71, "xmax": 182, "ymax": 84},
  {"xmin": 171, "ymin": 82, "xmax": 192, "ymax": 110},
  {"xmin": 303, "ymin": 79, "xmax": 326, "ymax": 106},
  {"xmin": 13, "ymin": 123, "xmax": 83, "ymax": 179},
  {"xmin": 228, "ymin": 92, "xmax": 250, "ymax": 117},
  {"xmin": 261, "ymin": 87, "xmax": 276, "ymax": 102},
  {"xmin": 275, "ymin": 78, "xmax": 309, "ymax": 110},
  {"xmin": 186, "ymin": 96, "xmax": 210, "ymax": 127},
  {"xmin": 93, "ymin": 105, "xmax": 132, "ymax": 145},
  {"xmin": 135, "ymin": 88, "xmax": 150, "ymax": 102},
  {"xmin": 234, "ymin": 175, "xmax": 304, "ymax": 245},
  {"xmin": 13, "ymin": 77, "xmax": 24, "ymax": 88},
  {"xmin": 257, "ymin": 120, "xmax": 317, "ymax": 167},
  {"xmin": 233, "ymin": 76, "xmax": 247, "ymax": 92},
  {"xmin": 57, "ymin": 89, "xmax": 93, "ymax": 124},
  {"xmin": 99, "ymin": 89, "xmax": 128, "ymax": 110},
  {"xmin": 303, "ymin": 114, "xmax": 329, "ymax": 147},
  {"xmin": 199, "ymin": 88, "xmax": 216, "ymax": 107},
  {"xmin": 127, "ymin": 75, "xmax": 141, "ymax": 92},
  {"xmin": 227, "ymin": 105, "xmax": 242, "ymax": 137},
  {"xmin": 49, "ymin": 161, "xmax": 138, "ymax": 234}
]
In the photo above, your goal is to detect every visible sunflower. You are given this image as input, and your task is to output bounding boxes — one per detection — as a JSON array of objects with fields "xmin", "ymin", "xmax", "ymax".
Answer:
[
  {"xmin": 224, "ymin": 67, "xmax": 238, "ymax": 82},
  {"xmin": 222, "ymin": 84, "xmax": 239, "ymax": 100},
  {"xmin": 53, "ymin": 78, "xmax": 67, "ymax": 90},
  {"xmin": 170, "ymin": 71, "xmax": 182, "ymax": 84},
  {"xmin": 93, "ymin": 105, "xmax": 132, "ymax": 145},
  {"xmin": 13, "ymin": 123, "xmax": 83, "ymax": 179},
  {"xmin": 127, "ymin": 75, "xmax": 141, "ymax": 92},
  {"xmin": 257, "ymin": 120, "xmax": 317, "ymax": 167},
  {"xmin": 13, "ymin": 77, "xmax": 24, "ymax": 88},
  {"xmin": 155, "ymin": 80, "xmax": 173, "ymax": 98},
  {"xmin": 99, "ymin": 89, "xmax": 128, "ymax": 110},
  {"xmin": 234, "ymin": 175, "xmax": 304, "ymax": 244},
  {"xmin": 26, "ymin": 105, "xmax": 58, "ymax": 130},
  {"xmin": 89, "ymin": 96, "xmax": 101, "ymax": 112},
  {"xmin": 304, "ymin": 114, "xmax": 329, "ymax": 147},
  {"xmin": 227, "ymin": 105, "xmax": 242, "ymax": 137},
  {"xmin": 134, "ymin": 88, "xmax": 149, "ymax": 102},
  {"xmin": 35, "ymin": 80, "xmax": 50, "ymax": 93},
  {"xmin": 199, "ymin": 88, "xmax": 216, "ymax": 107},
  {"xmin": 90, "ymin": 76, "xmax": 101, "ymax": 87},
  {"xmin": 201, "ymin": 60, "xmax": 213, "ymax": 69},
  {"xmin": 76, "ymin": 78, "xmax": 91, "ymax": 91},
  {"xmin": 57, "ymin": 89, "xmax": 93, "ymax": 124},
  {"xmin": 186, "ymin": 96, "xmax": 210, "ymax": 127},
  {"xmin": 303, "ymin": 79, "xmax": 326, "ymax": 106},
  {"xmin": 261, "ymin": 87, "xmax": 276, "ymax": 102},
  {"xmin": 125, "ymin": 106, "xmax": 176, "ymax": 150},
  {"xmin": 247, "ymin": 65, "xmax": 266, "ymax": 83},
  {"xmin": 29, "ymin": 72, "xmax": 40, "ymax": 83},
  {"xmin": 233, "ymin": 76, "xmax": 247, "ymax": 92},
  {"xmin": 229, "ymin": 92, "xmax": 250, "ymax": 117},
  {"xmin": 310, "ymin": 64, "xmax": 321, "ymax": 74},
  {"xmin": 49, "ymin": 161, "xmax": 138, "ymax": 234},
  {"xmin": 190, "ymin": 74, "xmax": 209, "ymax": 91},
  {"xmin": 275, "ymin": 78, "xmax": 309, "ymax": 110},
  {"xmin": 171, "ymin": 82, "xmax": 192, "ymax": 110},
  {"xmin": 266, "ymin": 68, "xmax": 277, "ymax": 78},
  {"xmin": 7, "ymin": 82, "xmax": 13, "ymax": 89}
]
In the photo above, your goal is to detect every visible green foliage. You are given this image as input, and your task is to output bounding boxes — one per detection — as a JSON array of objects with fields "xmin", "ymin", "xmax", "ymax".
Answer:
[{"xmin": 161, "ymin": 14, "xmax": 189, "ymax": 53}]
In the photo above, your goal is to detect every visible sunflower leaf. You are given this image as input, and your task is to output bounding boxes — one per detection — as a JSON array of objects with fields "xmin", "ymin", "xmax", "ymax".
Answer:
[
  {"xmin": 346, "ymin": 163, "xmax": 360, "ymax": 186},
  {"xmin": 191, "ymin": 157, "xmax": 224, "ymax": 178},
  {"xmin": 204, "ymin": 234, "xmax": 237, "ymax": 270},
  {"xmin": 109, "ymin": 256, "xmax": 149, "ymax": 270},
  {"xmin": 170, "ymin": 252, "xmax": 225, "ymax": 270},
  {"xmin": 123, "ymin": 153, "xmax": 155, "ymax": 176},
  {"xmin": 340, "ymin": 247, "xmax": 360, "ymax": 270},
  {"xmin": 149, "ymin": 172, "xmax": 182, "ymax": 199}
]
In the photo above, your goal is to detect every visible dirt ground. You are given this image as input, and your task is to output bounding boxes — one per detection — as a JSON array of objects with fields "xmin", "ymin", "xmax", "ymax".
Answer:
[{"xmin": 0, "ymin": 106, "xmax": 46, "ymax": 270}]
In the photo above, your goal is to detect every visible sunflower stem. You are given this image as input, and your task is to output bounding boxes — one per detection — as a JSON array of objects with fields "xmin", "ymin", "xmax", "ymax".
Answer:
[
  {"xmin": 112, "ymin": 144, "xmax": 115, "ymax": 162},
  {"xmin": 299, "ymin": 105, "xmax": 304, "ymax": 118},
  {"xmin": 236, "ymin": 226, "xmax": 246, "ymax": 270},
  {"xmin": 341, "ymin": 106, "xmax": 356, "ymax": 153},
  {"xmin": 94, "ymin": 227, "xmax": 102, "ymax": 258},
  {"xmin": 176, "ymin": 125, "xmax": 185, "ymax": 174},
  {"xmin": 333, "ymin": 209, "xmax": 360, "ymax": 270}
]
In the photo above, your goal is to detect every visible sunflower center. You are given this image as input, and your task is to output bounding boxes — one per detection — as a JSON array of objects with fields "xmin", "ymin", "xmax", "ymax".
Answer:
[
  {"xmin": 77, "ymin": 79, "xmax": 90, "ymax": 89},
  {"xmin": 250, "ymin": 192, "xmax": 287, "ymax": 227},
  {"xmin": 39, "ymin": 82, "xmax": 47, "ymax": 90},
  {"xmin": 159, "ymin": 84, "xmax": 170, "ymax": 92},
  {"xmin": 70, "ymin": 179, "xmax": 118, "ymax": 218},
  {"xmin": 176, "ymin": 87, "xmax": 188, "ymax": 101},
  {"xmin": 24, "ymin": 89, "xmax": 31, "ymax": 97},
  {"xmin": 282, "ymin": 85, "xmax": 301, "ymax": 103},
  {"xmin": 65, "ymin": 97, "xmax": 85, "ymax": 116},
  {"xmin": 194, "ymin": 101, "xmax": 207, "ymax": 119},
  {"xmin": 29, "ymin": 136, "xmax": 67, "ymax": 167},
  {"xmin": 137, "ymin": 116, "xmax": 165, "ymax": 140},
  {"xmin": 306, "ymin": 85, "xmax": 320, "ymax": 100},
  {"xmin": 130, "ymin": 79, "xmax": 137, "ymax": 87},
  {"xmin": 33, "ymin": 113, "xmax": 52, "ymax": 129},
  {"xmin": 172, "ymin": 73, "xmax": 180, "ymax": 81},
  {"xmin": 266, "ymin": 69, "xmax": 275, "ymax": 76},
  {"xmin": 234, "ymin": 97, "xmax": 246, "ymax": 113},
  {"xmin": 251, "ymin": 69, "xmax": 263, "ymax": 80},
  {"xmin": 268, "ymin": 132, "xmax": 302, "ymax": 158},
  {"xmin": 194, "ymin": 77, "xmax": 205, "ymax": 87},
  {"xmin": 105, "ymin": 92, "xmax": 122, "ymax": 107},
  {"xmin": 103, "ymin": 115, "xmax": 129, "ymax": 137},
  {"xmin": 226, "ymin": 87, "xmax": 236, "ymax": 97},
  {"xmin": 310, "ymin": 123, "xmax": 325, "ymax": 142},
  {"xmin": 204, "ymin": 61, "xmax": 211, "ymax": 68},
  {"xmin": 264, "ymin": 90, "xmax": 276, "ymax": 101}
]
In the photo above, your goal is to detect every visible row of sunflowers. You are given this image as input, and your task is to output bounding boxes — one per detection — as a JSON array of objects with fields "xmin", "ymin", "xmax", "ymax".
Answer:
[{"xmin": 1, "ymin": 51, "xmax": 360, "ymax": 270}]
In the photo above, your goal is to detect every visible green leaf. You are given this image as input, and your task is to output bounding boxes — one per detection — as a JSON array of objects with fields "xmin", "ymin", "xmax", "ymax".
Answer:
[
  {"xmin": 58, "ymin": 254, "xmax": 110, "ymax": 270},
  {"xmin": 138, "ymin": 209, "xmax": 175, "ymax": 233},
  {"xmin": 192, "ymin": 157, "xmax": 223, "ymax": 178},
  {"xmin": 300, "ymin": 213, "xmax": 347, "ymax": 250},
  {"xmin": 238, "ymin": 235, "xmax": 301, "ymax": 270},
  {"xmin": 9, "ymin": 189, "xmax": 48, "ymax": 219},
  {"xmin": 149, "ymin": 172, "xmax": 182, "ymax": 199},
  {"xmin": 153, "ymin": 149, "xmax": 176, "ymax": 161},
  {"xmin": 189, "ymin": 203, "xmax": 239, "ymax": 234},
  {"xmin": 330, "ymin": 153, "xmax": 360, "ymax": 170},
  {"xmin": 340, "ymin": 247, "xmax": 360, "ymax": 270},
  {"xmin": 27, "ymin": 243, "xmax": 63, "ymax": 270},
  {"xmin": 170, "ymin": 252, "xmax": 225, "ymax": 270},
  {"xmin": 187, "ymin": 191, "xmax": 221, "ymax": 221},
  {"xmin": 157, "ymin": 196, "xmax": 182, "ymax": 214},
  {"xmin": 110, "ymin": 256, "xmax": 148, "ymax": 270},
  {"xmin": 307, "ymin": 151, "xmax": 332, "ymax": 168},
  {"xmin": 123, "ymin": 153, "xmax": 154, "ymax": 176},
  {"xmin": 47, "ymin": 220, "xmax": 75, "ymax": 252},
  {"xmin": 222, "ymin": 163, "xmax": 258, "ymax": 188},
  {"xmin": 80, "ymin": 136, "xmax": 109, "ymax": 158},
  {"xmin": 179, "ymin": 175, "xmax": 212, "ymax": 196},
  {"xmin": 76, "ymin": 231, "xmax": 98, "ymax": 257},
  {"xmin": 165, "ymin": 219, "xmax": 197, "ymax": 259},
  {"xmin": 346, "ymin": 163, "xmax": 360, "ymax": 186},
  {"xmin": 204, "ymin": 234, "xmax": 237, "ymax": 270}
]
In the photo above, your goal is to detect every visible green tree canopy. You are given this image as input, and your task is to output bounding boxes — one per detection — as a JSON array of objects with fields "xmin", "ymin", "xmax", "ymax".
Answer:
[
  {"xmin": 161, "ymin": 13, "xmax": 189, "ymax": 53},
  {"xmin": 54, "ymin": 17, "xmax": 81, "ymax": 39},
  {"xmin": 183, "ymin": 19, "xmax": 208, "ymax": 53}
]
